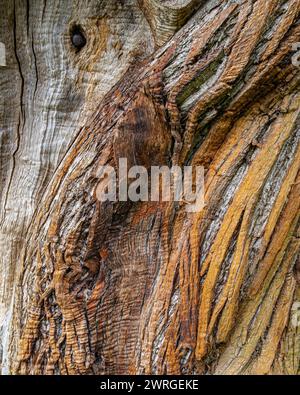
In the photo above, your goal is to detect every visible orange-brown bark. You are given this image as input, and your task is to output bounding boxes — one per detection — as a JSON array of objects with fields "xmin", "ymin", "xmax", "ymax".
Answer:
[{"xmin": 2, "ymin": 0, "xmax": 299, "ymax": 375}]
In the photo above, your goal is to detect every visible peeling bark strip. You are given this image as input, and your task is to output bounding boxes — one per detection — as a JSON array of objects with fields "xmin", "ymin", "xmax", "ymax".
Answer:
[{"xmin": 0, "ymin": 0, "xmax": 299, "ymax": 375}]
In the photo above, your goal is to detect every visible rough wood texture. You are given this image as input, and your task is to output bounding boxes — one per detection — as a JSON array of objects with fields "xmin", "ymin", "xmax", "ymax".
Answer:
[
  {"xmin": 0, "ymin": 0, "xmax": 154, "ymax": 373},
  {"xmin": 0, "ymin": 0, "xmax": 299, "ymax": 375}
]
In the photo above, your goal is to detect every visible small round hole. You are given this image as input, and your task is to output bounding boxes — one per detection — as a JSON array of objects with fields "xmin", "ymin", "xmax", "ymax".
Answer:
[{"xmin": 70, "ymin": 25, "xmax": 86, "ymax": 51}]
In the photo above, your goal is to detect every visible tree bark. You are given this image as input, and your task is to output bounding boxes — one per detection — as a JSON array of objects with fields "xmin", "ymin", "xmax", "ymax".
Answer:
[{"xmin": 0, "ymin": 0, "xmax": 299, "ymax": 375}]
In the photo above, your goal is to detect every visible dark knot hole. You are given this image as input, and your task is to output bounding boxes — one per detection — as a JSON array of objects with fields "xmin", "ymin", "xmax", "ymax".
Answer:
[{"xmin": 70, "ymin": 25, "xmax": 86, "ymax": 51}]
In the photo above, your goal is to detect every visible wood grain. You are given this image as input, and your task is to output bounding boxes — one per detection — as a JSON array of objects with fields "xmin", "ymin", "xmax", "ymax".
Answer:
[{"xmin": 0, "ymin": 0, "xmax": 299, "ymax": 375}]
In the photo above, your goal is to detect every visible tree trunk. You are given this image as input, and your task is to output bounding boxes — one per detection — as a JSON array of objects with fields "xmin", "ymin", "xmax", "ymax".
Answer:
[{"xmin": 0, "ymin": 0, "xmax": 299, "ymax": 375}]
